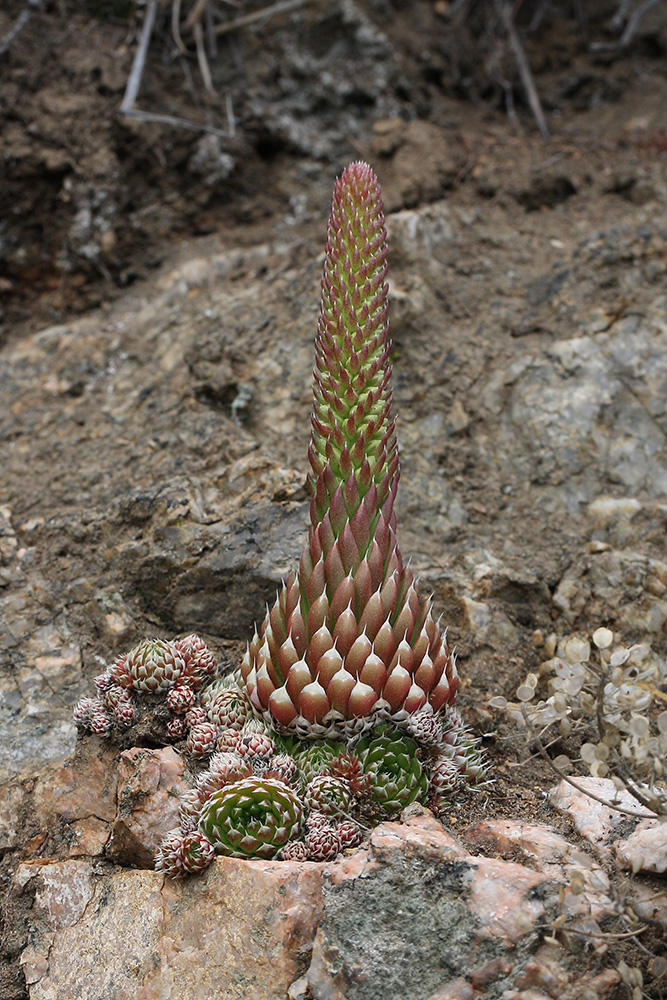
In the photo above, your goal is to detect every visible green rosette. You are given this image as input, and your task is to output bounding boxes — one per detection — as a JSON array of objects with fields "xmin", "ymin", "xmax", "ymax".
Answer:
[
  {"xmin": 355, "ymin": 727, "xmax": 428, "ymax": 814},
  {"xmin": 293, "ymin": 740, "xmax": 346, "ymax": 783},
  {"xmin": 198, "ymin": 777, "xmax": 303, "ymax": 859}
]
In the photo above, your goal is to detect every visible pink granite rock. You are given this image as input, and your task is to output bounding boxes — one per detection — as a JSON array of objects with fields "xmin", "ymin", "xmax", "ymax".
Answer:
[
  {"xmin": 302, "ymin": 807, "xmax": 618, "ymax": 1000},
  {"xmin": 19, "ymin": 854, "xmax": 323, "ymax": 1000},
  {"xmin": 464, "ymin": 819, "xmax": 613, "ymax": 924},
  {"xmin": 14, "ymin": 803, "xmax": 630, "ymax": 1000},
  {"xmin": 549, "ymin": 777, "xmax": 666, "ymax": 874},
  {"xmin": 106, "ymin": 746, "xmax": 190, "ymax": 868},
  {"xmin": 29, "ymin": 744, "xmax": 119, "ymax": 857}
]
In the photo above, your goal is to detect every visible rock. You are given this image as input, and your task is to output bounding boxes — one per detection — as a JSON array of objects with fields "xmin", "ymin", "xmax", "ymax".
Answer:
[
  {"xmin": 11, "ymin": 791, "xmax": 634, "ymax": 1000},
  {"xmin": 552, "ymin": 546, "xmax": 667, "ymax": 634},
  {"xmin": 106, "ymin": 747, "xmax": 190, "ymax": 868},
  {"xmin": 549, "ymin": 777, "xmax": 667, "ymax": 874},
  {"xmin": 0, "ymin": 782, "xmax": 25, "ymax": 852},
  {"xmin": 371, "ymin": 120, "xmax": 465, "ymax": 212},
  {"xmin": 464, "ymin": 819, "xmax": 613, "ymax": 922},
  {"xmin": 302, "ymin": 808, "xmax": 617, "ymax": 1000},
  {"xmin": 19, "ymin": 854, "xmax": 323, "ymax": 1000}
]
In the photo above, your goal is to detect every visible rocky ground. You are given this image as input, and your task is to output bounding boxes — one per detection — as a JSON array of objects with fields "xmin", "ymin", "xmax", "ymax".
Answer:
[{"xmin": 1, "ymin": 0, "xmax": 667, "ymax": 997}]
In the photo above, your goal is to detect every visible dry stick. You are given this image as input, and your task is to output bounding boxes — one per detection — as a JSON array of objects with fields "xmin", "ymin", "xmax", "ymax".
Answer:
[
  {"xmin": 205, "ymin": 0, "xmax": 218, "ymax": 59},
  {"xmin": 214, "ymin": 0, "xmax": 307, "ymax": 37},
  {"xmin": 120, "ymin": 0, "xmax": 159, "ymax": 115},
  {"xmin": 0, "ymin": 0, "xmax": 41, "ymax": 58},
  {"xmin": 619, "ymin": 0, "xmax": 661, "ymax": 46},
  {"xmin": 172, "ymin": 0, "xmax": 188, "ymax": 55},
  {"xmin": 610, "ymin": 0, "xmax": 633, "ymax": 31},
  {"xmin": 122, "ymin": 108, "xmax": 232, "ymax": 137},
  {"xmin": 180, "ymin": 53, "xmax": 206, "ymax": 113},
  {"xmin": 194, "ymin": 19, "xmax": 215, "ymax": 94},
  {"xmin": 591, "ymin": 0, "xmax": 661, "ymax": 50},
  {"xmin": 494, "ymin": 0, "xmax": 550, "ymax": 140},
  {"xmin": 225, "ymin": 91, "xmax": 236, "ymax": 138},
  {"xmin": 183, "ymin": 0, "xmax": 207, "ymax": 33}
]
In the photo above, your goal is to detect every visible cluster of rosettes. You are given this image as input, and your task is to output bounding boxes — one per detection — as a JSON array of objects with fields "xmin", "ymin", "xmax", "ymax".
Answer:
[
  {"xmin": 155, "ymin": 704, "xmax": 487, "ymax": 877},
  {"xmin": 72, "ymin": 635, "xmax": 219, "ymax": 738}
]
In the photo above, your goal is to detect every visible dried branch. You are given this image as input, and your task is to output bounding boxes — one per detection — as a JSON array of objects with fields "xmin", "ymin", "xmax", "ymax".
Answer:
[
  {"xmin": 494, "ymin": 0, "xmax": 550, "ymax": 139},
  {"xmin": 0, "ymin": 0, "xmax": 41, "ymax": 58},
  {"xmin": 591, "ymin": 0, "xmax": 661, "ymax": 50},
  {"xmin": 120, "ymin": 0, "xmax": 159, "ymax": 115},
  {"xmin": 194, "ymin": 19, "xmax": 215, "ymax": 94},
  {"xmin": 122, "ymin": 108, "xmax": 232, "ymax": 137},
  {"xmin": 171, "ymin": 0, "xmax": 188, "ymax": 55},
  {"xmin": 214, "ymin": 0, "xmax": 307, "ymax": 37},
  {"xmin": 225, "ymin": 91, "xmax": 236, "ymax": 138},
  {"xmin": 205, "ymin": 0, "xmax": 218, "ymax": 59},
  {"xmin": 182, "ymin": 0, "xmax": 207, "ymax": 34},
  {"xmin": 520, "ymin": 706, "xmax": 657, "ymax": 820}
]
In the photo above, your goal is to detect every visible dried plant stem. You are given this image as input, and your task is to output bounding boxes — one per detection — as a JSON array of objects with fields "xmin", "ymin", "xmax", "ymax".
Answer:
[
  {"xmin": 214, "ymin": 0, "xmax": 306, "ymax": 37},
  {"xmin": 225, "ymin": 92, "xmax": 236, "ymax": 137},
  {"xmin": 194, "ymin": 19, "xmax": 215, "ymax": 94},
  {"xmin": 122, "ymin": 108, "xmax": 231, "ymax": 137},
  {"xmin": 120, "ymin": 0, "xmax": 159, "ymax": 115},
  {"xmin": 171, "ymin": 0, "xmax": 188, "ymax": 54},
  {"xmin": 591, "ymin": 0, "xmax": 661, "ymax": 49},
  {"xmin": 183, "ymin": 0, "xmax": 207, "ymax": 34},
  {"xmin": 0, "ymin": 0, "xmax": 40, "ymax": 58},
  {"xmin": 494, "ymin": 0, "xmax": 550, "ymax": 140}
]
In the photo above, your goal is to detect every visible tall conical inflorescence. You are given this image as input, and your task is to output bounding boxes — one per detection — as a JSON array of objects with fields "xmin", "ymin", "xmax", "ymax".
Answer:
[
  {"xmin": 74, "ymin": 162, "xmax": 486, "ymax": 877},
  {"xmin": 241, "ymin": 162, "xmax": 459, "ymax": 738}
]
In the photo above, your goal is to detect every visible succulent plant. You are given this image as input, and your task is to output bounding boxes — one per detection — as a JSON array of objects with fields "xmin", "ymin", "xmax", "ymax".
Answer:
[
  {"xmin": 205, "ymin": 688, "xmax": 252, "ymax": 730},
  {"xmin": 355, "ymin": 727, "xmax": 429, "ymax": 814},
  {"xmin": 175, "ymin": 633, "xmax": 218, "ymax": 689},
  {"xmin": 280, "ymin": 840, "xmax": 310, "ymax": 862},
  {"xmin": 305, "ymin": 824, "xmax": 341, "ymax": 861},
  {"xmin": 155, "ymin": 828, "xmax": 216, "ymax": 877},
  {"xmin": 304, "ymin": 774, "xmax": 353, "ymax": 817},
  {"xmin": 196, "ymin": 752, "xmax": 253, "ymax": 801},
  {"xmin": 167, "ymin": 685, "xmax": 197, "ymax": 715},
  {"xmin": 198, "ymin": 776, "xmax": 303, "ymax": 859},
  {"xmin": 293, "ymin": 739, "xmax": 347, "ymax": 783},
  {"xmin": 236, "ymin": 731, "xmax": 276, "ymax": 761},
  {"xmin": 186, "ymin": 722, "xmax": 219, "ymax": 758},
  {"xmin": 240, "ymin": 162, "xmax": 459, "ymax": 739},
  {"xmin": 72, "ymin": 163, "xmax": 488, "ymax": 875},
  {"xmin": 336, "ymin": 819, "xmax": 364, "ymax": 849},
  {"xmin": 117, "ymin": 638, "xmax": 186, "ymax": 692}
]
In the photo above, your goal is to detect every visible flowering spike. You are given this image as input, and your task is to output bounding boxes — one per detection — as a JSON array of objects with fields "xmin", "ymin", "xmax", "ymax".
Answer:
[{"xmin": 239, "ymin": 163, "xmax": 459, "ymax": 737}]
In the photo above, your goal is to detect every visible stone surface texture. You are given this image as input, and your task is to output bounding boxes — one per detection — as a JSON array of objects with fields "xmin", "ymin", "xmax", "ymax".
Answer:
[
  {"xmin": 15, "ymin": 804, "xmax": 625, "ymax": 1000},
  {"xmin": 549, "ymin": 777, "xmax": 667, "ymax": 874},
  {"xmin": 106, "ymin": 746, "xmax": 190, "ymax": 868}
]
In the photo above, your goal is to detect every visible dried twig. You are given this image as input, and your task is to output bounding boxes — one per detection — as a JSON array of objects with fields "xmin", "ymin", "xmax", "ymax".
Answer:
[
  {"xmin": 194, "ymin": 19, "xmax": 215, "ymax": 94},
  {"xmin": 171, "ymin": 0, "xmax": 188, "ymax": 55},
  {"xmin": 225, "ymin": 91, "xmax": 236, "ymax": 138},
  {"xmin": 214, "ymin": 0, "xmax": 307, "ymax": 37},
  {"xmin": 122, "ymin": 108, "xmax": 232, "ymax": 137},
  {"xmin": 0, "ymin": 0, "xmax": 41, "ymax": 58},
  {"xmin": 591, "ymin": 0, "xmax": 661, "ymax": 50},
  {"xmin": 120, "ymin": 0, "xmax": 159, "ymax": 115},
  {"xmin": 610, "ymin": 0, "xmax": 633, "ymax": 31},
  {"xmin": 182, "ymin": 0, "xmax": 207, "ymax": 34},
  {"xmin": 205, "ymin": 0, "xmax": 217, "ymax": 59},
  {"xmin": 494, "ymin": 0, "xmax": 550, "ymax": 139}
]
